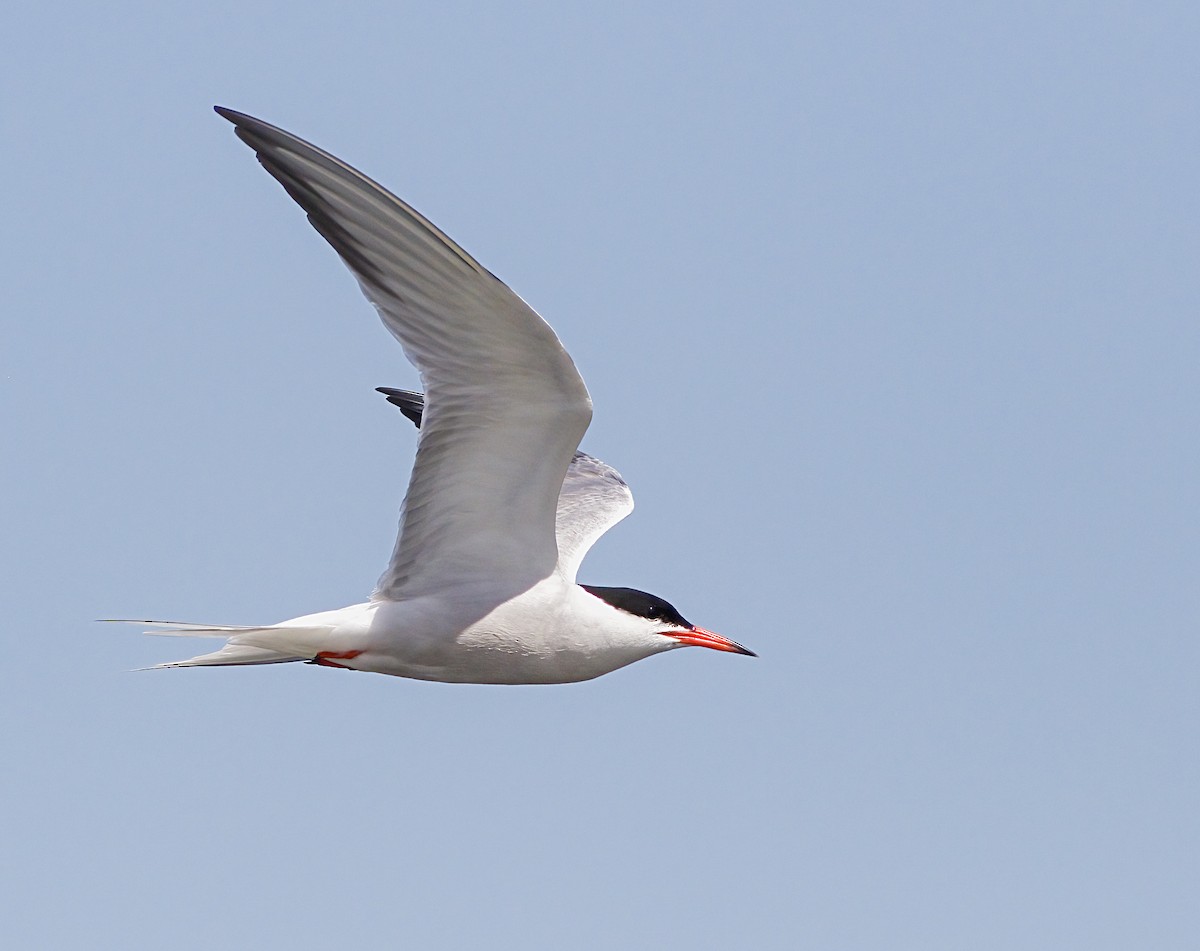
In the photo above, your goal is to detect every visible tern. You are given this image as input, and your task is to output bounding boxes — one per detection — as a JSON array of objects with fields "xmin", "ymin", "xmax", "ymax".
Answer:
[{"xmin": 128, "ymin": 107, "xmax": 754, "ymax": 684}]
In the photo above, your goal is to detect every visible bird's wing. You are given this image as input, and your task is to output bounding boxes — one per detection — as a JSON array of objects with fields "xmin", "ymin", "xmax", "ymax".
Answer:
[
  {"xmin": 378, "ymin": 389, "xmax": 633, "ymax": 583},
  {"xmin": 218, "ymin": 109, "xmax": 592, "ymax": 599},
  {"xmin": 552, "ymin": 451, "xmax": 636, "ymax": 583}
]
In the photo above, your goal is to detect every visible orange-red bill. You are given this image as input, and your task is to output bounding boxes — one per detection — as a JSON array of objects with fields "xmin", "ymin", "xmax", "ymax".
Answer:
[{"xmin": 668, "ymin": 627, "xmax": 756, "ymax": 657}]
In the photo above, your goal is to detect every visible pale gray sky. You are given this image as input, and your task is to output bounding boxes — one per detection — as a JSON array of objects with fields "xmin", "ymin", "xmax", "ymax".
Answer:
[{"xmin": 4, "ymin": 2, "xmax": 1198, "ymax": 948}]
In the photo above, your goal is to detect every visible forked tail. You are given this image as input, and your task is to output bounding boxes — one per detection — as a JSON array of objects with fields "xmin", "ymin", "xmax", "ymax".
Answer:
[{"xmin": 104, "ymin": 620, "xmax": 336, "ymax": 668}]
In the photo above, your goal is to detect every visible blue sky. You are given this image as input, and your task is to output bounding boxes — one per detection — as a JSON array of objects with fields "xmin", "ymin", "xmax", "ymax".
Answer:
[{"xmin": 3, "ymin": 2, "xmax": 1198, "ymax": 948}]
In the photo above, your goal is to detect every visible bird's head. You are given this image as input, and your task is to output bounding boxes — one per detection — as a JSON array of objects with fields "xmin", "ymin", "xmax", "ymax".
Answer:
[{"xmin": 581, "ymin": 585, "xmax": 756, "ymax": 657}]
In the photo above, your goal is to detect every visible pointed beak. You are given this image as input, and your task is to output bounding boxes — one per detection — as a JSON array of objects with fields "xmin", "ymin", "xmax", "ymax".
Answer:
[{"xmin": 668, "ymin": 626, "xmax": 757, "ymax": 657}]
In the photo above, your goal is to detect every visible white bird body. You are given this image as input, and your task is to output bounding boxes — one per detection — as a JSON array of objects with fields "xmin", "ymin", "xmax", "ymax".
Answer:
[
  {"xmin": 123, "ymin": 107, "xmax": 754, "ymax": 683},
  {"xmin": 172, "ymin": 580, "xmax": 677, "ymax": 684}
]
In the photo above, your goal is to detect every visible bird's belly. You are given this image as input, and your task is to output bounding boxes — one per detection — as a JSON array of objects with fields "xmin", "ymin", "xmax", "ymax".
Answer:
[
  {"xmin": 353, "ymin": 625, "xmax": 639, "ymax": 685},
  {"xmin": 360, "ymin": 640, "xmax": 626, "ymax": 684}
]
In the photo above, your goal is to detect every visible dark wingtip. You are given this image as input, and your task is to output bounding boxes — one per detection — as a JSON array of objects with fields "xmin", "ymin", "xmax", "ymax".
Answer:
[{"xmin": 376, "ymin": 387, "xmax": 424, "ymax": 428}]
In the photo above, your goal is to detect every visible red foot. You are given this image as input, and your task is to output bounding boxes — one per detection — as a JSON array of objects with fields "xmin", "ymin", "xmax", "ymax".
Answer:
[{"xmin": 313, "ymin": 649, "xmax": 363, "ymax": 669}]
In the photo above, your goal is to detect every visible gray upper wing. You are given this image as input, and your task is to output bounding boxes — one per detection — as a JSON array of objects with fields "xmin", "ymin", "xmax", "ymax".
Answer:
[{"xmin": 218, "ymin": 109, "xmax": 592, "ymax": 599}]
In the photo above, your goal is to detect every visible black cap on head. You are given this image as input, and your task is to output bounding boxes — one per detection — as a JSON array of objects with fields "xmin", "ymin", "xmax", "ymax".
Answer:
[{"xmin": 581, "ymin": 585, "xmax": 692, "ymax": 628}]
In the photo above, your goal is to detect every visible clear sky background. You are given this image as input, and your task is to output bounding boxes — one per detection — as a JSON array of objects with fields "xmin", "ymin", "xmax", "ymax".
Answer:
[{"xmin": 3, "ymin": 2, "xmax": 1197, "ymax": 948}]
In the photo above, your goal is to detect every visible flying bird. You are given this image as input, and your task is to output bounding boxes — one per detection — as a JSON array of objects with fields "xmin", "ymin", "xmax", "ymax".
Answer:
[{"xmin": 129, "ymin": 107, "xmax": 754, "ymax": 684}]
